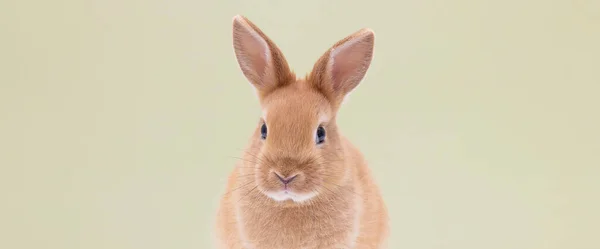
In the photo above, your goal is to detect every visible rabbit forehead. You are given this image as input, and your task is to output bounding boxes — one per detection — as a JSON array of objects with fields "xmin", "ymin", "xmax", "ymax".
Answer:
[
  {"xmin": 261, "ymin": 87, "xmax": 331, "ymax": 152},
  {"xmin": 261, "ymin": 85, "xmax": 332, "ymax": 125}
]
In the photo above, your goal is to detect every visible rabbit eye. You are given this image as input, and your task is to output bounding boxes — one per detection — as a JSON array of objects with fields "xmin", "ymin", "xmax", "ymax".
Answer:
[
  {"xmin": 260, "ymin": 123, "xmax": 267, "ymax": 140},
  {"xmin": 316, "ymin": 126, "xmax": 326, "ymax": 144}
]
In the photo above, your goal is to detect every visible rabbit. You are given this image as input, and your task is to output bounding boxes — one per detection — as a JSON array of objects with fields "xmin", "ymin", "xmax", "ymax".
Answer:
[{"xmin": 214, "ymin": 15, "xmax": 389, "ymax": 249}]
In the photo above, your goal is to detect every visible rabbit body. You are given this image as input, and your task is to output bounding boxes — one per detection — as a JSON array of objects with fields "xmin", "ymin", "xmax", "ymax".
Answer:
[
  {"xmin": 217, "ymin": 136, "xmax": 387, "ymax": 249},
  {"xmin": 215, "ymin": 15, "xmax": 389, "ymax": 249}
]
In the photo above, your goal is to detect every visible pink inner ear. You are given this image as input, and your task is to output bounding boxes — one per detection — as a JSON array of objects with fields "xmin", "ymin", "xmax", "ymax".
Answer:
[
  {"xmin": 233, "ymin": 19, "xmax": 270, "ymax": 87},
  {"xmin": 328, "ymin": 37, "xmax": 372, "ymax": 93},
  {"xmin": 244, "ymin": 36, "xmax": 268, "ymax": 78},
  {"xmin": 330, "ymin": 53, "xmax": 358, "ymax": 91}
]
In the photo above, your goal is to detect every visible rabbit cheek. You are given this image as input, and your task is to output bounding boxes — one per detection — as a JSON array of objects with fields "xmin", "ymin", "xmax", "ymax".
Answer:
[{"xmin": 254, "ymin": 163, "xmax": 277, "ymax": 191}]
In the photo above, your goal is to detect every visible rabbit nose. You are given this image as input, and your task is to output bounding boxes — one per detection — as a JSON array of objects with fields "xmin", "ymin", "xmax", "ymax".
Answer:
[{"xmin": 274, "ymin": 172, "xmax": 298, "ymax": 185}]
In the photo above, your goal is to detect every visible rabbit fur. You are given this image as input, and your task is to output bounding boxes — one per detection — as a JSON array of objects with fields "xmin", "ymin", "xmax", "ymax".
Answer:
[{"xmin": 214, "ymin": 15, "xmax": 389, "ymax": 249}]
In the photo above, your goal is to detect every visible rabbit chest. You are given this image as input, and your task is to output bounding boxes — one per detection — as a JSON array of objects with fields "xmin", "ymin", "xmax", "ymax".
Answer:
[{"xmin": 235, "ymin": 192, "xmax": 361, "ymax": 249}]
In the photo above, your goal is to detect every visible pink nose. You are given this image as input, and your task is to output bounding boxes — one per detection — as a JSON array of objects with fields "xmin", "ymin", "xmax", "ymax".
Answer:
[{"xmin": 274, "ymin": 173, "xmax": 298, "ymax": 185}]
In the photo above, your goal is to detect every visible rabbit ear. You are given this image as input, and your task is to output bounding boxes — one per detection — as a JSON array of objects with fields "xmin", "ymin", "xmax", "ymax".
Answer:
[
  {"xmin": 309, "ymin": 28, "xmax": 375, "ymax": 107},
  {"xmin": 232, "ymin": 15, "xmax": 295, "ymax": 98}
]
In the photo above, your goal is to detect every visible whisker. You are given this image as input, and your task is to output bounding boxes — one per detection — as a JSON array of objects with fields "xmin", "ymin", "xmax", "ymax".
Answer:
[
  {"xmin": 236, "ymin": 185, "xmax": 259, "ymax": 204},
  {"xmin": 326, "ymin": 182, "xmax": 362, "ymax": 198},
  {"xmin": 220, "ymin": 180, "xmax": 256, "ymax": 197},
  {"xmin": 312, "ymin": 175, "xmax": 363, "ymax": 199},
  {"xmin": 229, "ymin": 156, "xmax": 261, "ymax": 165},
  {"xmin": 241, "ymin": 149, "xmax": 266, "ymax": 162},
  {"xmin": 234, "ymin": 173, "xmax": 258, "ymax": 180},
  {"xmin": 231, "ymin": 148, "xmax": 266, "ymax": 163},
  {"xmin": 230, "ymin": 167, "xmax": 257, "ymax": 170}
]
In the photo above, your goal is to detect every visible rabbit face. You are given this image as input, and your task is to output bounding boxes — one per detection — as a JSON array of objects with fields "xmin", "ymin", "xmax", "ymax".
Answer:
[{"xmin": 249, "ymin": 83, "xmax": 348, "ymax": 204}]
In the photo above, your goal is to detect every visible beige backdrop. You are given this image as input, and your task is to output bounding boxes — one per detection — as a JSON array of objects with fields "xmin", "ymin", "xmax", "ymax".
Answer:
[{"xmin": 1, "ymin": 0, "xmax": 599, "ymax": 248}]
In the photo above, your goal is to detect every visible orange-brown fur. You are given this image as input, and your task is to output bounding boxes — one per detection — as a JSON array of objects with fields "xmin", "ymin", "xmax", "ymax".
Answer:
[{"xmin": 215, "ymin": 15, "xmax": 389, "ymax": 249}]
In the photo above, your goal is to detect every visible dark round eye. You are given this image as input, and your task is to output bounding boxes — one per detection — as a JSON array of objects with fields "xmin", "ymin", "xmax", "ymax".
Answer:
[
  {"xmin": 316, "ymin": 126, "xmax": 326, "ymax": 144},
  {"xmin": 260, "ymin": 123, "xmax": 267, "ymax": 140}
]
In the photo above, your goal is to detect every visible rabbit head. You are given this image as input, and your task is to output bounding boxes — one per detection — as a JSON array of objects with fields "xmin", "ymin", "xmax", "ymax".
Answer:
[{"xmin": 232, "ymin": 15, "xmax": 374, "ymax": 204}]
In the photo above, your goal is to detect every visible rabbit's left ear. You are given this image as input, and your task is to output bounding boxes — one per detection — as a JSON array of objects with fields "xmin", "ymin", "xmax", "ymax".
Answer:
[
  {"xmin": 232, "ymin": 15, "xmax": 295, "ymax": 99},
  {"xmin": 309, "ymin": 28, "xmax": 375, "ymax": 107}
]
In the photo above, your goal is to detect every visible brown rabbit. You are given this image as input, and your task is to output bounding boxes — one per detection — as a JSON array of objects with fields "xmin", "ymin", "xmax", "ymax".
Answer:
[{"xmin": 214, "ymin": 15, "xmax": 389, "ymax": 249}]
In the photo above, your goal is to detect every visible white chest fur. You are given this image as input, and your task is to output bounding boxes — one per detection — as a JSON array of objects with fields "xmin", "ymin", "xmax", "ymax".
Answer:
[{"xmin": 234, "ymin": 194, "xmax": 360, "ymax": 249}]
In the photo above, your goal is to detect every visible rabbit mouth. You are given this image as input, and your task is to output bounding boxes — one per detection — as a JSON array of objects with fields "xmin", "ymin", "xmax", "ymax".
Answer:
[{"xmin": 263, "ymin": 190, "xmax": 318, "ymax": 203}]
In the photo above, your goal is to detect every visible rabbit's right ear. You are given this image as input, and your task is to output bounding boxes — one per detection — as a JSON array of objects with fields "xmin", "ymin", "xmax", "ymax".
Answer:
[
  {"xmin": 308, "ymin": 28, "xmax": 375, "ymax": 109},
  {"xmin": 232, "ymin": 15, "xmax": 295, "ymax": 98}
]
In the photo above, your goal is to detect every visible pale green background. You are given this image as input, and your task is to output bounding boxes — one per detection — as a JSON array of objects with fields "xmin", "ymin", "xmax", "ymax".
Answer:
[{"xmin": 1, "ymin": 0, "xmax": 599, "ymax": 248}]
